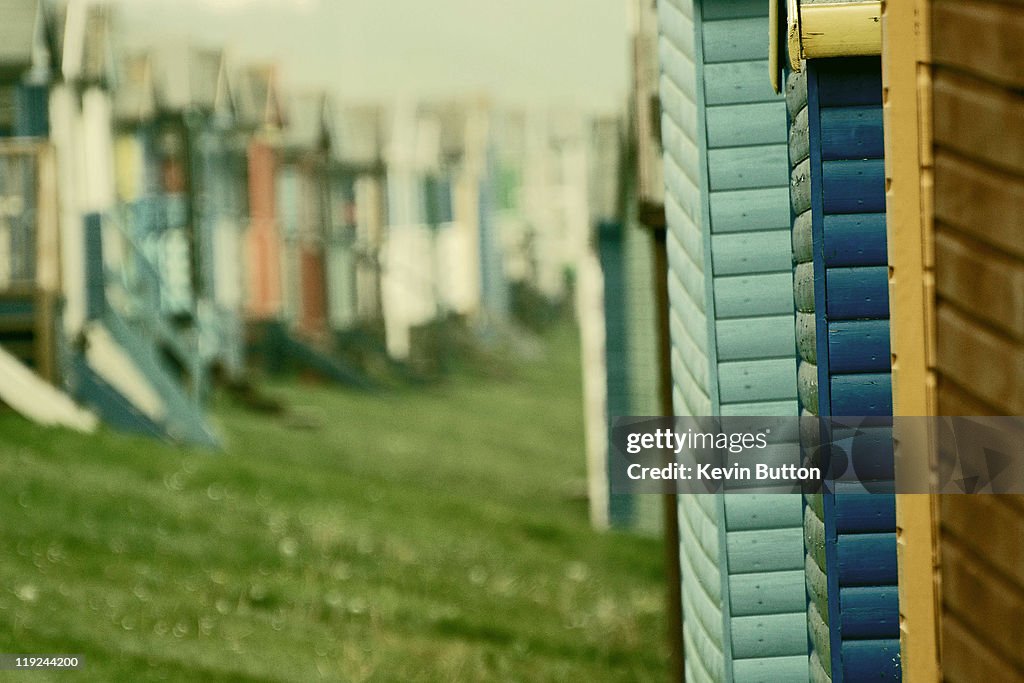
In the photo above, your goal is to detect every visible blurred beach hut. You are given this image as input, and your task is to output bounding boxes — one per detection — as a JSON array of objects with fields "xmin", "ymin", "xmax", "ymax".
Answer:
[
  {"xmin": 278, "ymin": 90, "xmax": 332, "ymax": 343},
  {"xmin": 776, "ymin": 2, "xmax": 897, "ymax": 679},
  {"xmin": 148, "ymin": 43, "xmax": 248, "ymax": 383},
  {"xmin": 0, "ymin": 0, "xmax": 96, "ymax": 432},
  {"xmin": 329, "ymin": 103, "xmax": 385, "ymax": 333},
  {"xmin": 381, "ymin": 102, "xmax": 444, "ymax": 361},
  {"xmin": 236, "ymin": 64, "xmax": 285, "ymax": 328},
  {"xmin": 586, "ymin": 116, "xmax": 661, "ymax": 533},
  {"xmin": 883, "ymin": 1, "xmax": 1024, "ymax": 680},
  {"xmin": 654, "ymin": 0, "xmax": 806, "ymax": 680},
  {"xmin": 42, "ymin": 4, "xmax": 216, "ymax": 444}
]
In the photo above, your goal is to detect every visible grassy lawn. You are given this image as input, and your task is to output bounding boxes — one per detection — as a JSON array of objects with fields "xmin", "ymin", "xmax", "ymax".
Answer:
[{"xmin": 0, "ymin": 327, "xmax": 668, "ymax": 681}]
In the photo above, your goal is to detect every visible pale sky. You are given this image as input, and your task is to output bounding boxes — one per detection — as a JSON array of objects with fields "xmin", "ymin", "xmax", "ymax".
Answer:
[{"xmin": 105, "ymin": 0, "xmax": 630, "ymax": 112}]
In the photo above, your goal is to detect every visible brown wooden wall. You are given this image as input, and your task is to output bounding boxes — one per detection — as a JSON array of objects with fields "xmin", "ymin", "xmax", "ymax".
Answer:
[{"xmin": 930, "ymin": 1, "xmax": 1024, "ymax": 680}]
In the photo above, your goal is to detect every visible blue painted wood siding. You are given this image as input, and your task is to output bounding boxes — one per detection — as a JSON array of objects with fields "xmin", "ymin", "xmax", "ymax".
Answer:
[
  {"xmin": 658, "ymin": 1, "xmax": 805, "ymax": 680},
  {"xmin": 801, "ymin": 58, "xmax": 899, "ymax": 683}
]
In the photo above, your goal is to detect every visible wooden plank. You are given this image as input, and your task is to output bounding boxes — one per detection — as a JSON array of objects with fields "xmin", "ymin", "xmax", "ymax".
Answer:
[
  {"xmin": 660, "ymin": 72, "xmax": 699, "ymax": 139},
  {"xmin": 800, "ymin": 2, "xmax": 882, "ymax": 60},
  {"xmin": 835, "ymin": 531, "xmax": 897, "ymax": 585},
  {"xmin": 808, "ymin": 601, "xmax": 832, "ymax": 680},
  {"xmin": 718, "ymin": 358, "xmax": 797, "ymax": 403},
  {"xmin": 731, "ymin": 656, "xmax": 808, "ymax": 683},
  {"xmin": 714, "ymin": 272, "xmax": 794, "ymax": 318},
  {"xmin": 822, "ymin": 213, "xmax": 887, "ymax": 267},
  {"xmin": 725, "ymin": 494, "xmax": 802, "ymax": 531},
  {"xmin": 839, "ymin": 585, "xmax": 898, "ymax": 639},
  {"xmin": 731, "ymin": 612, "xmax": 808, "ymax": 658},
  {"xmin": 825, "ymin": 265, "xmax": 889, "ymax": 319},
  {"xmin": 797, "ymin": 360, "xmax": 819, "ymax": 415},
  {"xmin": 834, "ymin": 492, "xmax": 895, "ymax": 532},
  {"xmin": 702, "ymin": 16, "xmax": 767, "ymax": 64},
  {"xmin": 940, "ymin": 495, "xmax": 1024, "ymax": 588},
  {"xmin": 936, "ymin": 225, "xmax": 1024, "ymax": 340},
  {"xmin": 935, "ymin": 303, "xmax": 1024, "ymax": 413},
  {"xmin": 797, "ymin": 312, "xmax": 816, "ymax": 364},
  {"xmin": 805, "ymin": 546, "xmax": 828, "ymax": 619},
  {"xmin": 702, "ymin": 0, "xmax": 766, "ymax": 21},
  {"xmin": 727, "ymin": 527, "xmax": 804, "ymax": 573},
  {"xmin": 827, "ymin": 319, "xmax": 890, "ymax": 372},
  {"xmin": 708, "ymin": 145, "xmax": 789, "ymax": 191},
  {"xmin": 788, "ymin": 106, "xmax": 809, "ymax": 164},
  {"xmin": 719, "ymin": 400, "xmax": 798, "ymax": 416},
  {"xmin": 822, "ymin": 159, "xmax": 886, "ymax": 213},
  {"xmin": 942, "ymin": 612, "xmax": 1024, "ymax": 683},
  {"xmin": 793, "ymin": 210, "xmax": 812, "ymax": 264},
  {"xmin": 830, "ymin": 373, "xmax": 892, "ymax": 415},
  {"xmin": 659, "ymin": 0, "xmax": 696, "ymax": 66},
  {"xmin": 814, "ymin": 58, "xmax": 883, "ymax": 107},
  {"xmin": 709, "ymin": 187, "xmax": 790, "ymax": 233},
  {"xmin": 706, "ymin": 103, "xmax": 787, "ymax": 149},
  {"xmin": 820, "ymin": 105, "xmax": 884, "ymax": 161},
  {"xmin": 785, "ymin": 68, "xmax": 807, "ymax": 118},
  {"xmin": 716, "ymin": 315, "xmax": 795, "ymax": 361},
  {"xmin": 710, "ymin": 230, "xmax": 792, "ymax": 276},
  {"xmin": 932, "ymin": 0, "xmax": 1024, "ymax": 90},
  {"xmin": 790, "ymin": 158, "xmax": 811, "ymax": 214},
  {"xmin": 704, "ymin": 60, "xmax": 779, "ymax": 106},
  {"xmin": 794, "ymin": 262, "xmax": 815, "ymax": 313},
  {"xmin": 939, "ymin": 537, "xmax": 1024, "ymax": 671},
  {"xmin": 933, "ymin": 152, "xmax": 1024, "ymax": 261},
  {"xmin": 666, "ymin": 191, "xmax": 705, "ymax": 268},
  {"xmin": 933, "ymin": 69, "xmax": 1024, "ymax": 176},
  {"xmin": 840, "ymin": 638, "xmax": 901, "ymax": 680}
]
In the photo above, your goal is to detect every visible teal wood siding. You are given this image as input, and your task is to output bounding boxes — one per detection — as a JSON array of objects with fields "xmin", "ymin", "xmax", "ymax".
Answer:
[
  {"xmin": 799, "ymin": 58, "xmax": 899, "ymax": 682},
  {"xmin": 658, "ymin": 1, "xmax": 805, "ymax": 680},
  {"xmin": 659, "ymin": 1, "xmax": 721, "ymax": 679}
]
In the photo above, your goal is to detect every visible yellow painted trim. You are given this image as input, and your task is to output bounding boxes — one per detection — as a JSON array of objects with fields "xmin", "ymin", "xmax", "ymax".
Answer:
[
  {"xmin": 770, "ymin": 0, "xmax": 781, "ymax": 92},
  {"xmin": 787, "ymin": 0, "xmax": 802, "ymax": 71},
  {"xmin": 801, "ymin": 1, "xmax": 882, "ymax": 58},
  {"xmin": 882, "ymin": 0, "xmax": 940, "ymax": 680}
]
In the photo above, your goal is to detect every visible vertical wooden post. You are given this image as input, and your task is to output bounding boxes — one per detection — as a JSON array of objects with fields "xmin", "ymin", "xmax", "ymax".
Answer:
[{"xmin": 645, "ymin": 210, "xmax": 685, "ymax": 683}]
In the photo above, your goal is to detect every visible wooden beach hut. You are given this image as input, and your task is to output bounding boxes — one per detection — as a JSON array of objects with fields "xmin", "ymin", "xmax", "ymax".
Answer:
[
  {"xmin": 148, "ymin": 44, "xmax": 249, "ymax": 383},
  {"xmin": 278, "ymin": 91, "xmax": 333, "ymax": 343},
  {"xmin": 329, "ymin": 104, "xmax": 385, "ymax": 332},
  {"xmin": 777, "ymin": 1, "xmax": 898, "ymax": 680},
  {"xmin": 655, "ymin": 0, "xmax": 807, "ymax": 680},
  {"xmin": 883, "ymin": 1, "xmax": 1024, "ymax": 680}
]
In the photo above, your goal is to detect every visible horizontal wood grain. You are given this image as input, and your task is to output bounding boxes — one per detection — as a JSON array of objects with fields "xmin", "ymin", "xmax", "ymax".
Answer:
[
  {"xmin": 935, "ymin": 228, "xmax": 1024, "ymax": 340},
  {"xmin": 727, "ymin": 527, "xmax": 804, "ymax": 573},
  {"xmin": 731, "ymin": 612, "xmax": 808, "ymax": 658},
  {"xmin": 711, "ymin": 230, "xmax": 793, "ymax": 276},
  {"xmin": 822, "ymin": 213, "xmax": 887, "ymax": 266},
  {"xmin": 828, "ymin": 319, "xmax": 891, "ymax": 372},
  {"xmin": 703, "ymin": 60, "xmax": 778, "ymax": 106},
  {"xmin": 830, "ymin": 372, "xmax": 892, "ymax": 415},
  {"xmin": 702, "ymin": 16, "xmax": 767, "ymax": 63},
  {"xmin": 838, "ymin": 585, "xmax": 899, "ymax": 638},
  {"xmin": 709, "ymin": 187, "xmax": 791, "ymax": 233},
  {"xmin": 825, "ymin": 266, "xmax": 889, "ymax": 319},
  {"xmin": 932, "ymin": 0, "xmax": 1024, "ymax": 90},
  {"xmin": 716, "ymin": 315, "xmax": 796, "ymax": 361},
  {"xmin": 714, "ymin": 272, "xmax": 795, "ymax": 318},
  {"xmin": 708, "ymin": 144, "xmax": 790, "ymax": 191},
  {"xmin": 835, "ymin": 531, "xmax": 897, "ymax": 585},
  {"xmin": 706, "ymin": 102, "xmax": 787, "ymax": 149},
  {"xmin": 935, "ymin": 303, "xmax": 1024, "ymax": 413},
  {"xmin": 933, "ymin": 69, "xmax": 1024, "ymax": 176},
  {"xmin": 933, "ymin": 152, "xmax": 1024, "ymax": 260},
  {"xmin": 822, "ymin": 159, "xmax": 886, "ymax": 214}
]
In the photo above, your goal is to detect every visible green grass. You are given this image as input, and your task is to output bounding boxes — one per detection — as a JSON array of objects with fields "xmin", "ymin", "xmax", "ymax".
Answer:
[{"xmin": 0, "ymin": 327, "xmax": 668, "ymax": 682}]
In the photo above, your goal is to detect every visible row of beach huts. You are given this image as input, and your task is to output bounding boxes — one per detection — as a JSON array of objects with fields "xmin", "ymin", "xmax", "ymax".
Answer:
[
  {"xmin": 579, "ymin": 0, "xmax": 1024, "ymax": 681},
  {"xmin": 0, "ymin": 1, "xmax": 598, "ymax": 446}
]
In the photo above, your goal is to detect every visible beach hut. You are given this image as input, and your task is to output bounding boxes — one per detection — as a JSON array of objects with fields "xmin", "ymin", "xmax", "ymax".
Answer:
[
  {"xmin": 329, "ymin": 104, "xmax": 385, "ymax": 332},
  {"xmin": 883, "ymin": 1, "xmax": 1024, "ymax": 680},
  {"xmin": 0, "ymin": 0, "xmax": 94, "ymax": 432},
  {"xmin": 776, "ymin": 2, "xmax": 898, "ymax": 680},
  {"xmin": 654, "ymin": 0, "xmax": 806, "ymax": 680},
  {"xmin": 278, "ymin": 91, "xmax": 333, "ymax": 343},
  {"xmin": 148, "ymin": 44, "xmax": 249, "ymax": 383}
]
